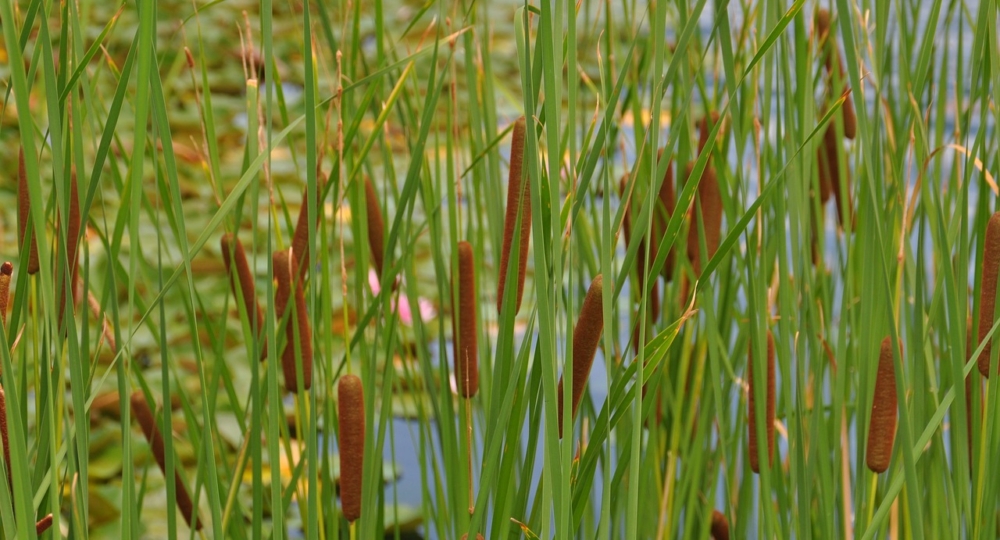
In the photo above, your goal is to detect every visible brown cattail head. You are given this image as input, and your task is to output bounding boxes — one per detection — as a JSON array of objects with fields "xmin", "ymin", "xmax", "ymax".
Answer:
[
  {"xmin": 57, "ymin": 170, "xmax": 81, "ymax": 332},
  {"xmin": 820, "ymin": 122, "xmax": 852, "ymax": 226},
  {"xmin": 454, "ymin": 241, "xmax": 479, "ymax": 398},
  {"xmin": 685, "ymin": 162, "xmax": 722, "ymax": 277},
  {"xmin": 656, "ymin": 148, "xmax": 676, "ymax": 281},
  {"xmin": 129, "ymin": 391, "xmax": 201, "ymax": 530},
  {"xmin": 273, "ymin": 249, "xmax": 313, "ymax": 392},
  {"xmin": 337, "ymin": 374, "xmax": 365, "ymax": 523},
  {"xmin": 710, "ymin": 509, "xmax": 730, "ymax": 540},
  {"xmin": 866, "ymin": 336, "xmax": 900, "ymax": 473},
  {"xmin": 497, "ymin": 116, "xmax": 532, "ymax": 315},
  {"xmin": 620, "ymin": 175, "xmax": 659, "ymax": 323},
  {"xmin": 35, "ymin": 514, "xmax": 53, "ymax": 535},
  {"xmin": 557, "ymin": 275, "xmax": 604, "ymax": 438},
  {"xmin": 291, "ymin": 172, "xmax": 326, "ymax": 273},
  {"xmin": 0, "ymin": 262, "xmax": 11, "ymax": 327},
  {"xmin": 364, "ymin": 176, "xmax": 386, "ymax": 281},
  {"xmin": 814, "ymin": 9, "xmax": 857, "ymax": 140},
  {"xmin": 222, "ymin": 234, "xmax": 266, "ymax": 361},
  {"xmin": 0, "ymin": 384, "xmax": 9, "ymax": 476},
  {"xmin": 18, "ymin": 147, "xmax": 40, "ymax": 275},
  {"xmin": 748, "ymin": 329, "xmax": 775, "ymax": 474},
  {"xmin": 978, "ymin": 212, "xmax": 1000, "ymax": 377}
]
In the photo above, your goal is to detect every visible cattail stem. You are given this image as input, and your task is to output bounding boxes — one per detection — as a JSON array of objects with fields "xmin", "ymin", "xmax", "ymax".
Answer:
[
  {"xmin": 557, "ymin": 275, "xmax": 604, "ymax": 438},
  {"xmin": 364, "ymin": 176, "xmax": 386, "ymax": 281},
  {"xmin": 748, "ymin": 329, "xmax": 775, "ymax": 474},
  {"xmin": 0, "ymin": 262, "xmax": 11, "ymax": 328},
  {"xmin": 222, "ymin": 234, "xmax": 266, "ymax": 360},
  {"xmin": 291, "ymin": 171, "xmax": 327, "ymax": 273},
  {"xmin": 337, "ymin": 374, "xmax": 365, "ymax": 523},
  {"xmin": 710, "ymin": 509, "xmax": 730, "ymax": 540},
  {"xmin": 274, "ymin": 249, "xmax": 313, "ymax": 392},
  {"xmin": 454, "ymin": 241, "xmax": 479, "ymax": 398},
  {"xmin": 497, "ymin": 116, "xmax": 531, "ymax": 315},
  {"xmin": 18, "ymin": 147, "xmax": 39, "ymax": 275},
  {"xmin": 866, "ymin": 336, "xmax": 900, "ymax": 473},
  {"xmin": 978, "ymin": 212, "xmax": 1000, "ymax": 377},
  {"xmin": 129, "ymin": 391, "xmax": 202, "ymax": 530}
]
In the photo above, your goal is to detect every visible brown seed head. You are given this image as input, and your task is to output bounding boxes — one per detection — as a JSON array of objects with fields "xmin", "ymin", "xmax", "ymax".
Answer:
[
  {"xmin": 978, "ymin": 212, "xmax": 1000, "ymax": 377},
  {"xmin": 557, "ymin": 275, "xmax": 604, "ymax": 438},
  {"xmin": 129, "ymin": 391, "xmax": 201, "ymax": 530},
  {"xmin": 620, "ymin": 175, "xmax": 659, "ymax": 324},
  {"xmin": 866, "ymin": 336, "xmax": 900, "ymax": 473},
  {"xmin": 656, "ymin": 148, "xmax": 676, "ymax": 281},
  {"xmin": 710, "ymin": 509, "xmax": 730, "ymax": 540},
  {"xmin": 18, "ymin": 147, "xmax": 39, "ymax": 275},
  {"xmin": 0, "ymin": 262, "xmax": 11, "ymax": 327},
  {"xmin": 273, "ymin": 249, "xmax": 313, "ymax": 392},
  {"xmin": 221, "ymin": 234, "xmax": 266, "ymax": 360},
  {"xmin": 454, "ymin": 241, "xmax": 479, "ymax": 398},
  {"xmin": 748, "ymin": 329, "xmax": 775, "ymax": 474},
  {"xmin": 364, "ymin": 177, "xmax": 386, "ymax": 280},
  {"xmin": 0, "ymin": 385, "xmax": 9, "ymax": 476},
  {"xmin": 338, "ymin": 374, "xmax": 365, "ymax": 523},
  {"xmin": 291, "ymin": 172, "xmax": 326, "ymax": 273},
  {"xmin": 498, "ymin": 116, "xmax": 531, "ymax": 315},
  {"xmin": 35, "ymin": 514, "xmax": 53, "ymax": 535}
]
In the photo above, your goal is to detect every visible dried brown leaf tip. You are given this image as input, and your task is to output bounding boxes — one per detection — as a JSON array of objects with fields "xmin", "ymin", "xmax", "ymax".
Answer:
[
  {"xmin": 273, "ymin": 249, "xmax": 313, "ymax": 392},
  {"xmin": 454, "ymin": 241, "xmax": 479, "ymax": 398},
  {"xmin": 978, "ymin": 212, "xmax": 1000, "ymax": 377},
  {"xmin": 866, "ymin": 336, "xmax": 900, "ymax": 474},
  {"xmin": 221, "ymin": 234, "xmax": 266, "ymax": 360},
  {"xmin": 748, "ymin": 329, "xmax": 775, "ymax": 474},
  {"xmin": 129, "ymin": 391, "xmax": 202, "ymax": 530},
  {"xmin": 557, "ymin": 275, "xmax": 604, "ymax": 438},
  {"xmin": 364, "ymin": 176, "xmax": 386, "ymax": 281},
  {"xmin": 620, "ymin": 175, "xmax": 659, "ymax": 325},
  {"xmin": 710, "ymin": 509, "xmax": 730, "ymax": 540},
  {"xmin": 18, "ymin": 146, "xmax": 40, "ymax": 275},
  {"xmin": 497, "ymin": 116, "xmax": 531, "ymax": 315},
  {"xmin": 337, "ymin": 374, "xmax": 365, "ymax": 523}
]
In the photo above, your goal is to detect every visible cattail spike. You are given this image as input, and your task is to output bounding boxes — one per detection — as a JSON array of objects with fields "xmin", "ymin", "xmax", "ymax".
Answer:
[
  {"xmin": 685, "ymin": 161, "xmax": 723, "ymax": 277},
  {"xmin": 0, "ymin": 385, "xmax": 10, "ymax": 476},
  {"xmin": 816, "ymin": 121, "xmax": 834, "ymax": 204},
  {"xmin": 822, "ymin": 123, "xmax": 852, "ymax": 227},
  {"xmin": 454, "ymin": 241, "xmax": 479, "ymax": 398},
  {"xmin": 0, "ymin": 262, "xmax": 11, "ymax": 327},
  {"xmin": 18, "ymin": 147, "xmax": 39, "ymax": 275},
  {"xmin": 620, "ymin": 175, "xmax": 659, "ymax": 324},
  {"xmin": 866, "ymin": 336, "xmax": 900, "ymax": 473},
  {"xmin": 291, "ymin": 172, "xmax": 327, "ymax": 273},
  {"xmin": 978, "ymin": 212, "xmax": 1000, "ymax": 377},
  {"xmin": 222, "ymin": 234, "xmax": 266, "ymax": 360},
  {"xmin": 814, "ymin": 8, "xmax": 857, "ymax": 140},
  {"xmin": 337, "ymin": 374, "xmax": 365, "ymax": 523},
  {"xmin": 129, "ymin": 392, "xmax": 202, "ymax": 530},
  {"xmin": 364, "ymin": 176, "xmax": 386, "ymax": 280},
  {"xmin": 710, "ymin": 510, "xmax": 730, "ymax": 540},
  {"xmin": 273, "ymin": 249, "xmax": 313, "ymax": 392},
  {"xmin": 557, "ymin": 275, "xmax": 604, "ymax": 438},
  {"xmin": 498, "ymin": 116, "xmax": 531, "ymax": 315},
  {"xmin": 748, "ymin": 329, "xmax": 775, "ymax": 474},
  {"xmin": 35, "ymin": 513, "xmax": 53, "ymax": 535},
  {"xmin": 656, "ymin": 148, "xmax": 676, "ymax": 281}
]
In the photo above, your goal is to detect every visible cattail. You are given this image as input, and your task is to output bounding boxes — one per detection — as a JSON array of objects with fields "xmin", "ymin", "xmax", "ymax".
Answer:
[
  {"xmin": 814, "ymin": 8, "xmax": 857, "ymax": 140},
  {"xmin": 866, "ymin": 336, "xmax": 900, "ymax": 473},
  {"xmin": 291, "ymin": 171, "xmax": 326, "ymax": 273},
  {"xmin": 816, "ymin": 121, "xmax": 834, "ymax": 203},
  {"xmin": 337, "ymin": 374, "xmax": 365, "ymax": 523},
  {"xmin": 497, "ymin": 116, "xmax": 531, "ymax": 315},
  {"xmin": 129, "ymin": 391, "xmax": 201, "ymax": 530},
  {"xmin": 710, "ymin": 510, "xmax": 729, "ymax": 540},
  {"xmin": 454, "ymin": 241, "xmax": 479, "ymax": 397},
  {"xmin": 0, "ymin": 262, "xmax": 11, "ymax": 327},
  {"xmin": 978, "ymin": 212, "xmax": 1000, "ymax": 377},
  {"xmin": 0, "ymin": 385, "xmax": 9, "ymax": 476},
  {"xmin": 748, "ymin": 329, "xmax": 775, "ymax": 474},
  {"xmin": 557, "ymin": 275, "xmax": 604, "ymax": 438},
  {"xmin": 656, "ymin": 149, "xmax": 677, "ymax": 281},
  {"xmin": 222, "ymin": 234, "xmax": 266, "ymax": 360},
  {"xmin": 820, "ymin": 123, "xmax": 852, "ymax": 227},
  {"xmin": 364, "ymin": 176, "xmax": 386, "ymax": 280},
  {"xmin": 620, "ymin": 175, "xmax": 659, "ymax": 323},
  {"xmin": 686, "ymin": 115, "xmax": 724, "ymax": 276},
  {"xmin": 57, "ymin": 170, "xmax": 81, "ymax": 332},
  {"xmin": 18, "ymin": 147, "xmax": 39, "ymax": 275},
  {"xmin": 274, "ymin": 249, "xmax": 313, "ymax": 392},
  {"xmin": 35, "ymin": 514, "xmax": 53, "ymax": 535}
]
